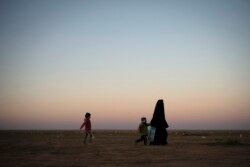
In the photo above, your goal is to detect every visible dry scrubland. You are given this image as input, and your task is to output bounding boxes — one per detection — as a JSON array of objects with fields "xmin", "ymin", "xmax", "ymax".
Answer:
[{"xmin": 0, "ymin": 130, "xmax": 250, "ymax": 167}]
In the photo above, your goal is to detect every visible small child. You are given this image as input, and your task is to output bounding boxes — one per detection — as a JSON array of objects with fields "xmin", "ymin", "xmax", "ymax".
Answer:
[
  {"xmin": 135, "ymin": 117, "xmax": 150, "ymax": 145},
  {"xmin": 80, "ymin": 112, "xmax": 92, "ymax": 144}
]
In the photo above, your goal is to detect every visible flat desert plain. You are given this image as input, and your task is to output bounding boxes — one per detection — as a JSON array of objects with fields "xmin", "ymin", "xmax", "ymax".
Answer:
[{"xmin": 0, "ymin": 130, "xmax": 250, "ymax": 167}]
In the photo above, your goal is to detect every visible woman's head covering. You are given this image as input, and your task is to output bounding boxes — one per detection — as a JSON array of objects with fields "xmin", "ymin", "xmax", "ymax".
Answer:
[{"xmin": 150, "ymin": 99, "xmax": 169, "ymax": 128}]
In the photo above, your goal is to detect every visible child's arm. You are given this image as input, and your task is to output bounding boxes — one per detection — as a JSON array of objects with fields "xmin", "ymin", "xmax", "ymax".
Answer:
[{"xmin": 80, "ymin": 121, "xmax": 85, "ymax": 129}]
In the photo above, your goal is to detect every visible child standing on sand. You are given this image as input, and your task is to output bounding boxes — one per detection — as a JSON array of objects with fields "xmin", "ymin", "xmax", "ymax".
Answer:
[
  {"xmin": 135, "ymin": 117, "xmax": 150, "ymax": 145},
  {"xmin": 80, "ymin": 112, "xmax": 92, "ymax": 144}
]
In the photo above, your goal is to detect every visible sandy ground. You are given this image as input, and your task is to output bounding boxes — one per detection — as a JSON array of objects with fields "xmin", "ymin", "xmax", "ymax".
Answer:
[{"xmin": 0, "ymin": 130, "xmax": 250, "ymax": 167}]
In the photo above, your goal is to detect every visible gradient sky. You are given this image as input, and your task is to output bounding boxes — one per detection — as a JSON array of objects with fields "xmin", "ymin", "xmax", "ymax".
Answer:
[{"xmin": 0, "ymin": 0, "xmax": 250, "ymax": 130}]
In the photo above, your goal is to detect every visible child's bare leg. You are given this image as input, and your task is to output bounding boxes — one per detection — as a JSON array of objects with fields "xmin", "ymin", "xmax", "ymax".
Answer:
[
  {"xmin": 89, "ymin": 132, "xmax": 93, "ymax": 143},
  {"xmin": 83, "ymin": 132, "xmax": 88, "ymax": 144}
]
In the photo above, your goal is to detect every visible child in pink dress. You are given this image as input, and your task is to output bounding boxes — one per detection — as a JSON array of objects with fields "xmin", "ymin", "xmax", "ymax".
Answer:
[{"xmin": 80, "ymin": 112, "xmax": 92, "ymax": 144}]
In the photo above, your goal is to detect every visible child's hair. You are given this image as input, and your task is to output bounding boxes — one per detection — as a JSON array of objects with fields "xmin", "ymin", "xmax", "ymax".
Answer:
[
  {"xmin": 141, "ymin": 117, "xmax": 146, "ymax": 122},
  {"xmin": 85, "ymin": 112, "xmax": 91, "ymax": 118}
]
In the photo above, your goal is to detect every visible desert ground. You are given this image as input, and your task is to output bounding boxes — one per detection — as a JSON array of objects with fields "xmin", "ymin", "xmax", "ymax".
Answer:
[{"xmin": 0, "ymin": 130, "xmax": 249, "ymax": 167}]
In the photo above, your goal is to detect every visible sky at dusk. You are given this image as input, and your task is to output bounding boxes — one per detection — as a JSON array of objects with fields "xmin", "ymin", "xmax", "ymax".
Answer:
[{"xmin": 0, "ymin": 0, "xmax": 250, "ymax": 130}]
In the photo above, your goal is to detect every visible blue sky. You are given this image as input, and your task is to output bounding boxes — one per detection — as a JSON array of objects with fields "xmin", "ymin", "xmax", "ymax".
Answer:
[{"xmin": 0, "ymin": 0, "xmax": 250, "ymax": 130}]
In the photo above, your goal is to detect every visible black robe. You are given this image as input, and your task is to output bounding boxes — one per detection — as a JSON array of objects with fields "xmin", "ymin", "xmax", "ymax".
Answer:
[{"xmin": 150, "ymin": 99, "xmax": 169, "ymax": 145}]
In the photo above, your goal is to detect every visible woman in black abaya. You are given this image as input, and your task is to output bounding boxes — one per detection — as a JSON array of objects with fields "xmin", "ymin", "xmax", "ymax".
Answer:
[{"xmin": 150, "ymin": 99, "xmax": 169, "ymax": 145}]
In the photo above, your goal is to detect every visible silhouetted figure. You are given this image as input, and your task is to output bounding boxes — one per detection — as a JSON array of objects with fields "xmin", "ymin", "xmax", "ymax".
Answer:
[
  {"xmin": 150, "ymin": 99, "xmax": 169, "ymax": 145},
  {"xmin": 135, "ymin": 117, "xmax": 150, "ymax": 145},
  {"xmin": 80, "ymin": 112, "xmax": 93, "ymax": 144}
]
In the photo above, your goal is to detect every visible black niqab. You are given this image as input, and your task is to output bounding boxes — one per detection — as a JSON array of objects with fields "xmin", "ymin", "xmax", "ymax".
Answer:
[
  {"xmin": 150, "ymin": 99, "xmax": 169, "ymax": 128},
  {"xmin": 150, "ymin": 99, "xmax": 169, "ymax": 145}
]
